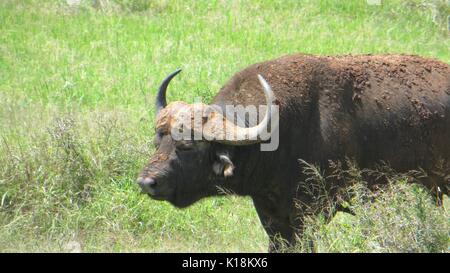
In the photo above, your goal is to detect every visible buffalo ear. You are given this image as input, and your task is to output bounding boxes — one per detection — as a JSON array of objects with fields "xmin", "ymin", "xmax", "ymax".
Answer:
[{"xmin": 213, "ymin": 154, "xmax": 235, "ymax": 178}]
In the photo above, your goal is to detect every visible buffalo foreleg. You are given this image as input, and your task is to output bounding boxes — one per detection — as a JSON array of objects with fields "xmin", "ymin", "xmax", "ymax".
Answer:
[{"xmin": 252, "ymin": 197, "xmax": 300, "ymax": 253}]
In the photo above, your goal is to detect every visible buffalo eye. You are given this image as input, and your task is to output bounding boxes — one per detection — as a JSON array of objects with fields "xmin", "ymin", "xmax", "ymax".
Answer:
[
  {"xmin": 153, "ymin": 129, "xmax": 165, "ymax": 148},
  {"xmin": 153, "ymin": 135, "xmax": 161, "ymax": 148}
]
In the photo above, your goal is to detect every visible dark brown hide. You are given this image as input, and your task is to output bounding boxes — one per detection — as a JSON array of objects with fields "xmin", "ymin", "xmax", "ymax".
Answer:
[{"xmin": 140, "ymin": 54, "xmax": 450, "ymax": 252}]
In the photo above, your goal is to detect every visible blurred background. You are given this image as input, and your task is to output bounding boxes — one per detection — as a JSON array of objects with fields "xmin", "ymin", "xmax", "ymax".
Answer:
[{"xmin": 0, "ymin": 0, "xmax": 448, "ymax": 252}]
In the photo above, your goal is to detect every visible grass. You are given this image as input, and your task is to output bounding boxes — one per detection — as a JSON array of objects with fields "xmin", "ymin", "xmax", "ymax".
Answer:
[
  {"xmin": 293, "ymin": 160, "xmax": 449, "ymax": 253},
  {"xmin": 0, "ymin": 0, "xmax": 449, "ymax": 252}
]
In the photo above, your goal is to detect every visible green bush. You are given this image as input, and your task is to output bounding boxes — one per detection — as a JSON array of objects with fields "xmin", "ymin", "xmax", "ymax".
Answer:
[
  {"xmin": 294, "ymin": 163, "xmax": 449, "ymax": 253},
  {"xmin": 0, "ymin": 0, "xmax": 448, "ymax": 252}
]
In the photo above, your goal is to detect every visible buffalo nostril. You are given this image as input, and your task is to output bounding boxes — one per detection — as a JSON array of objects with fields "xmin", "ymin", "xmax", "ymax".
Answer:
[
  {"xmin": 144, "ymin": 177, "xmax": 156, "ymax": 187},
  {"xmin": 137, "ymin": 177, "xmax": 157, "ymax": 190},
  {"xmin": 136, "ymin": 177, "xmax": 145, "ymax": 186}
]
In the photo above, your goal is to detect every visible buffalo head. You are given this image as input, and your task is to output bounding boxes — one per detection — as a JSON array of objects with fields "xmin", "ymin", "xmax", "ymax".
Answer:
[{"xmin": 136, "ymin": 69, "xmax": 277, "ymax": 208}]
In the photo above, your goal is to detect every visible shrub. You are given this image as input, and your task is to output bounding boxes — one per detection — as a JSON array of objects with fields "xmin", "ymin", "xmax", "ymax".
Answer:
[{"xmin": 294, "ymin": 161, "xmax": 449, "ymax": 253}]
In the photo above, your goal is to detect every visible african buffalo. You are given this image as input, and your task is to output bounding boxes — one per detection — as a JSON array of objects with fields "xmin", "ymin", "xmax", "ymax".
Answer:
[{"xmin": 137, "ymin": 54, "xmax": 450, "ymax": 252}]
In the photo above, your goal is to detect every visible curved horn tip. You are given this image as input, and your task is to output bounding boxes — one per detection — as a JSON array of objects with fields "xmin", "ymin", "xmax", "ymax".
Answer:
[
  {"xmin": 164, "ymin": 68, "xmax": 182, "ymax": 81},
  {"xmin": 257, "ymin": 74, "xmax": 275, "ymax": 104},
  {"xmin": 155, "ymin": 68, "xmax": 183, "ymax": 117},
  {"xmin": 164, "ymin": 68, "xmax": 182, "ymax": 80},
  {"xmin": 257, "ymin": 74, "xmax": 270, "ymax": 90}
]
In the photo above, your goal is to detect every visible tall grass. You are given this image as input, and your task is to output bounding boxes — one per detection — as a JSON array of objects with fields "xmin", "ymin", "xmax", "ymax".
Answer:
[
  {"xmin": 294, "ymin": 161, "xmax": 449, "ymax": 253},
  {"xmin": 0, "ymin": 0, "xmax": 449, "ymax": 252}
]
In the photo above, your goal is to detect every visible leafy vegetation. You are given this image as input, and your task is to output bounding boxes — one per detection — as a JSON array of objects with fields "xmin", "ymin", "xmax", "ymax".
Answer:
[{"xmin": 0, "ymin": 0, "xmax": 448, "ymax": 252}]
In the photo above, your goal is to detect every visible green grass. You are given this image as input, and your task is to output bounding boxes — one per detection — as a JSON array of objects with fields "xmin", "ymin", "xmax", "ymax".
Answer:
[{"xmin": 0, "ymin": 0, "xmax": 449, "ymax": 252}]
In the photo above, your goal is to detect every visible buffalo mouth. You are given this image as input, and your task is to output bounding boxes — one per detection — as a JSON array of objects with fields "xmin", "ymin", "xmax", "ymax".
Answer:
[
  {"xmin": 147, "ymin": 193, "xmax": 171, "ymax": 201},
  {"xmin": 145, "ymin": 186, "xmax": 176, "ymax": 203}
]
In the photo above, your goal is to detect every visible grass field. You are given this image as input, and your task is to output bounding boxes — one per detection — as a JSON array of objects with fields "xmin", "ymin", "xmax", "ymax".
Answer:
[{"xmin": 0, "ymin": 0, "xmax": 449, "ymax": 252}]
